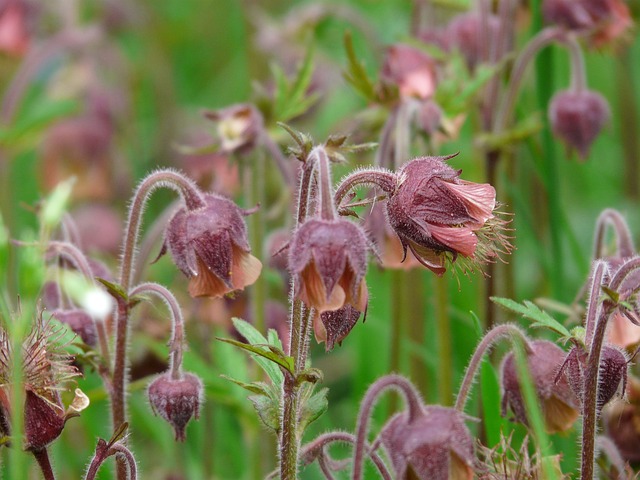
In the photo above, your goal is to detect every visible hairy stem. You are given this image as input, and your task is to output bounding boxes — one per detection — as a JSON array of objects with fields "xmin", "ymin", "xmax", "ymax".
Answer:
[
  {"xmin": 334, "ymin": 168, "xmax": 397, "ymax": 208},
  {"xmin": 32, "ymin": 449, "xmax": 56, "ymax": 480},
  {"xmin": 593, "ymin": 209, "xmax": 635, "ymax": 259},
  {"xmin": 352, "ymin": 374, "xmax": 423, "ymax": 480},
  {"xmin": 455, "ymin": 323, "xmax": 531, "ymax": 413}
]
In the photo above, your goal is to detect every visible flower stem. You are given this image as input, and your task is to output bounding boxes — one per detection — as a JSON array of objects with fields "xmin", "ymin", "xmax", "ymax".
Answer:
[
  {"xmin": 592, "ymin": 209, "xmax": 635, "ymax": 259},
  {"xmin": 128, "ymin": 282, "xmax": 185, "ymax": 379},
  {"xmin": 387, "ymin": 270, "xmax": 405, "ymax": 413},
  {"xmin": 435, "ymin": 274, "xmax": 452, "ymax": 405},
  {"xmin": 352, "ymin": 374, "xmax": 423, "ymax": 480},
  {"xmin": 334, "ymin": 168, "xmax": 397, "ymax": 208},
  {"xmin": 32, "ymin": 449, "xmax": 56, "ymax": 480},
  {"xmin": 312, "ymin": 147, "xmax": 337, "ymax": 221},
  {"xmin": 454, "ymin": 323, "xmax": 531, "ymax": 413}
]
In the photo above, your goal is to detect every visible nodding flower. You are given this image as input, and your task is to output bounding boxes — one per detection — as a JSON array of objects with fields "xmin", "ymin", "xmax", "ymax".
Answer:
[
  {"xmin": 161, "ymin": 193, "xmax": 262, "ymax": 298},
  {"xmin": 380, "ymin": 44, "xmax": 439, "ymax": 101},
  {"xmin": 385, "ymin": 155, "xmax": 511, "ymax": 275},
  {"xmin": 288, "ymin": 217, "xmax": 369, "ymax": 345}
]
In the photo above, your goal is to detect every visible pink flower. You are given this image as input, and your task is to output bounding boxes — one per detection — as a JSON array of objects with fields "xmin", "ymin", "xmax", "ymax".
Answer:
[
  {"xmin": 380, "ymin": 44, "xmax": 438, "ymax": 100},
  {"xmin": 386, "ymin": 156, "xmax": 510, "ymax": 275}
]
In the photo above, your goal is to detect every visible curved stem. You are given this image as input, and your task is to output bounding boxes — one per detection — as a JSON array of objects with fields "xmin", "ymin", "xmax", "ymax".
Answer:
[
  {"xmin": 565, "ymin": 33, "xmax": 587, "ymax": 93},
  {"xmin": 584, "ymin": 261, "xmax": 608, "ymax": 348},
  {"xmin": 334, "ymin": 168, "xmax": 397, "ymax": 208},
  {"xmin": 595, "ymin": 435, "xmax": 627, "ymax": 479},
  {"xmin": 454, "ymin": 323, "xmax": 531, "ymax": 412},
  {"xmin": 110, "ymin": 444, "xmax": 138, "ymax": 480},
  {"xmin": 593, "ymin": 209, "xmax": 635, "ymax": 259},
  {"xmin": 85, "ymin": 442, "xmax": 137, "ymax": 480},
  {"xmin": 352, "ymin": 374, "xmax": 423, "ymax": 480},
  {"xmin": 47, "ymin": 241, "xmax": 94, "ymax": 280},
  {"xmin": 610, "ymin": 257, "xmax": 640, "ymax": 292},
  {"xmin": 129, "ymin": 282, "xmax": 185, "ymax": 379},
  {"xmin": 300, "ymin": 432, "xmax": 392, "ymax": 480},
  {"xmin": 492, "ymin": 27, "xmax": 563, "ymax": 134}
]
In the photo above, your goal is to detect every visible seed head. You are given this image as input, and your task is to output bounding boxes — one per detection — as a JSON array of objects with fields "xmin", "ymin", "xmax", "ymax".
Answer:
[
  {"xmin": 501, "ymin": 340, "xmax": 580, "ymax": 433},
  {"xmin": 548, "ymin": 89, "xmax": 610, "ymax": 160},
  {"xmin": 148, "ymin": 372, "xmax": 203, "ymax": 442},
  {"xmin": 162, "ymin": 193, "xmax": 262, "ymax": 298},
  {"xmin": 289, "ymin": 218, "xmax": 369, "ymax": 315},
  {"xmin": 380, "ymin": 405, "xmax": 475, "ymax": 479},
  {"xmin": 386, "ymin": 156, "xmax": 511, "ymax": 275}
]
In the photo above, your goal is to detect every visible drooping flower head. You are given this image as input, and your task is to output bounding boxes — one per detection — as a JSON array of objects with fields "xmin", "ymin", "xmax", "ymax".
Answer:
[
  {"xmin": 548, "ymin": 89, "xmax": 610, "ymax": 160},
  {"xmin": 381, "ymin": 405, "xmax": 475, "ymax": 479},
  {"xmin": 501, "ymin": 340, "xmax": 580, "ymax": 433},
  {"xmin": 385, "ymin": 155, "xmax": 510, "ymax": 275},
  {"xmin": 446, "ymin": 12, "xmax": 503, "ymax": 71},
  {"xmin": 162, "ymin": 193, "xmax": 262, "ymax": 298},
  {"xmin": 380, "ymin": 44, "xmax": 438, "ymax": 100},
  {"xmin": 289, "ymin": 218, "xmax": 369, "ymax": 344}
]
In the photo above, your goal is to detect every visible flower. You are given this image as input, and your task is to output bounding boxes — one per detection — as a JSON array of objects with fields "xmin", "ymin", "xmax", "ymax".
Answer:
[
  {"xmin": 288, "ymin": 218, "xmax": 369, "ymax": 315},
  {"xmin": 501, "ymin": 340, "xmax": 580, "ymax": 433},
  {"xmin": 380, "ymin": 44, "xmax": 438, "ymax": 100},
  {"xmin": 148, "ymin": 372, "xmax": 203, "ymax": 441},
  {"xmin": 446, "ymin": 12, "xmax": 503, "ymax": 71},
  {"xmin": 162, "ymin": 193, "xmax": 262, "ymax": 298},
  {"xmin": 385, "ymin": 155, "xmax": 510, "ymax": 275},
  {"xmin": 543, "ymin": 0, "xmax": 632, "ymax": 47},
  {"xmin": 548, "ymin": 89, "xmax": 610, "ymax": 160},
  {"xmin": 204, "ymin": 103, "xmax": 263, "ymax": 154},
  {"xmin": 0, "ymin": 0, "xmax": 31, "ymax": 57},
  {"xmin": 380, "ymin": 405, "xmax": 475, "ymax": 479}
]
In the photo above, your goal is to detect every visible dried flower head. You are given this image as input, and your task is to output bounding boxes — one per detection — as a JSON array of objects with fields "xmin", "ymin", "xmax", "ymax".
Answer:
[
  {"xmin": 148, "ymin": 372, "xmax": 203, "ymax": 441},
  {"xmin": 380, "ymin": 405, "xmax": 475, "ymax": 479},
  {"xmin": 162, "ymin": 193, "xmax": 262, "ymax": 298},
  {"xmin": 380, "ymin": 44, "xmax": 438, "ymax": 100},
  {"xmin": 289, "ymin": 218, "xmax": 369, "ymax": 314},
  {"xmin": 386, "ymin": 155, "xmax": 511, "ymax": 275},
  {"xmin": 548, "ymin": 89, "xmax": 610, "ymax": 160},
  {"xmin": 0, "ymin": 314, "xmax": 84, "ymax": 451},
  {"xmin": 501, "ymin": 340, "xmax": 580, "ymax": 433}
]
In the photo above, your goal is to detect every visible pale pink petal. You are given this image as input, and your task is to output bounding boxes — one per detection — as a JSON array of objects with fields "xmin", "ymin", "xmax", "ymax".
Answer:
[
  {"xmin": 607, "ymin": 311, "xmax": 640, "ymax": 348},
  {"xmin": 231, "ymin": 251, "xmax": 262, "ymax": 290},
  {"xmin": 429, "ymin": 224, "xmax": 478, "ymax": 257},
  {"xmin": 443, "ymin": 181, "xmax": 496, "ymax": 225}
]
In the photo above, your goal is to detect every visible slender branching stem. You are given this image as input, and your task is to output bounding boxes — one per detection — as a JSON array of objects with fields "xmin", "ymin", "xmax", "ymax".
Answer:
[
  {"xmin": 334, "ymin": 169, "xmax": 397, "ymax": 208},
  {"xmin": 47, "ymin": 241, "xmax": 94, "ymax": 281},
  {"xmin": 85, "ymin": 441, "xmax": 138, "ymax": 480},
  {"xmin": 565, "ymin": 34, "xmax": 587, "ymax": 93},
  {"xmin": 129, "ymin": 282, "xmax": 185, "ymax": 379},
  {"xmin": 32, "ymin": 449, "xmax": 56, "ymax": 480},
  {"xmin": 454, "ymin": 323, "xmax": 531, "ymax": 413},
  {"xmin": 313, "ymin": 147, "xmax": 337, "ymax": 221},
  {"xmin": 352, "ymin": 374, "xmax": 423, "ymax": 480}
]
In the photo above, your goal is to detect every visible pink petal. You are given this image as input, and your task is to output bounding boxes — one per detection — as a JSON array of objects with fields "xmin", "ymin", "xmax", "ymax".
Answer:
[
  {"xmin": 443, "ymin": 181, "xmax": 495, "ymax": 225},
  {"xmin": 429, "ymin": 224, "xmax": 478, "ymax": 257}
]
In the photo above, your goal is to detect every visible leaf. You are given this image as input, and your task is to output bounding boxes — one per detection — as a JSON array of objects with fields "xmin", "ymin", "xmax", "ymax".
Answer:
[
  {"xmin": 219, "ymin": 376, "xmax": 271, "ymax": 396},
  {"xmin": 271, "ymin": 45, "xmax": 319, "ymax": 122},
  {"xmin": 96, "ymin": 277, "xmax": 128, "ymax": 303},
  {"xmin": 298, "ymin": 387, "xmax": 328, "ymax": 434},
  {"xmin": 216, "ymin": 337, "xmax": 294, "ymax": 378},
  {"xmin": 248, "ymin": 393, "xmax": 280, "ymax": 434},
  {"xmin": 342, "ymin": 31, "xmax": 377, "ymax": 102},
  {"xmin": 491, "ymin": 297, "xmax": 571, "ymax": 338}
]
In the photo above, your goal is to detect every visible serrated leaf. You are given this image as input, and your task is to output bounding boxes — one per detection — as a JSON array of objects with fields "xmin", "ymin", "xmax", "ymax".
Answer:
[
  {"xmin": 95, "ymin": 277, "xmax": 128, "ymax": 302},
  {"xmin": 248, "ymin": 393, "xmax": 280, "ymax": 434},
  {"xmin": 298, "ymin": 387, "xmax": 328, "ymax": 434},
  {"xmin": 220, "ymin": 375, "xmax": 271, "ymax": 396},
  {"xmin": 271, "ymin": 45, "xmax": 318, "ymax": 122},
  {"xmin": 491, "ymin": 297, "xmax": 571, "ymax": 338}
]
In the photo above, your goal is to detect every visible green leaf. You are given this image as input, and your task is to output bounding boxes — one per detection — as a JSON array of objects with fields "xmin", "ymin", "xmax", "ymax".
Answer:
[
  {"xmin": 271, "ymin": 45, "xmax": 319, "ymax": 122},
  {"xmin": 479, "ymin": 359, "xmax": 509, "ymax": 447},
  {"xmin": 491, "ymin": 297, "xmax": 571, "ymax": 338},
  {"xmin": 298, "ymin": 387, "xmax": 328, "ymax": 434},
  {"xmin": 216, "ymin": 337, "xmax": 294, "ymax": 378},
  {"xmin": 248, "ymin": 393, "xmax": 280, "ymax": 434},
  {"xmin": 342, "ymin": 31, "xmax": 377, "ymax": 102},
  {"xmin": 219, "ymin": 376, "xmax": 271, "ymax": 396},
  {"xmin": 96, "ymin": 277, "xmax": 128, "ymax": 303}
]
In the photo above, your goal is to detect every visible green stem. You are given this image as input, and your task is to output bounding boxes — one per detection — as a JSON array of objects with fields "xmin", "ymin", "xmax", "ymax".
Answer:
[
  {"xmin": 408, "ymin": 270, "xmax": 427, "ymax": 396},
  {"xmin": 435, "ymin": 274, "xmax": 452, "ymax": 405},
  {"xmin": 388, "ymin": 270, "xmax": 405, "ymax": 414},
  {"xmin": 616, "ymin": 47, "xmax": 640, "ymax": 200}
]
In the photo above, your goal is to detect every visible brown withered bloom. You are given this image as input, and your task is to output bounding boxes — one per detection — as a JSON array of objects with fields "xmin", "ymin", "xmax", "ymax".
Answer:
[
  {"xmin": 380, "ymin": 406, "xmax": 475, "ymax": 479},
  {"xmin": 385, "ymin": 155, "xmax": 510, "ymax": 275},
  {"xmin": 162, "ymin": 193, "xmax": 262, "ymax": 298},
  {"xmin": 289, "ymin": 218, "xmax": 369, "ymax": 315},
  {"xmin": 548, "ymin": 89, "xmax": 610, "ymax": 160},
  {"xmin": 0, "ymin": 315, "xmax": 88, "ymax": 452},
  {"xmin": 501, "ymin": 340, "xmax": 580, "ymax": 434}
]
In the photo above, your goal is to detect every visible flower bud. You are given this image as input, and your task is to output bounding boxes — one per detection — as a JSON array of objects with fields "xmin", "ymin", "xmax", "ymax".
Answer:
[
  {"xmin": 381, "ymin": 406, "xmax": 474, "ymax": 479},
  {"xmin": 548, "ymin": 89, "xmax": 610, "ymax": 160},
  {"xmin": 380, "ymin": 44, "xmax": 438, "ymax": 100},
  {"xmin": 289, "ymin": 218, "xmax": 368, "ymax": 314},
  {"xmin": 51, "ymin": 309, "xmax": 97, "ymax": 346},
  {"xmin": 163, "ymin": 193, "xmax": 262, "ymax": 298},
  {"xmin": 501, "ymin": 340, "xmax": 580, "ymax": 433},
  {"xmin": 386, "ymin": 156, "xmax": 509, "ymax": 274},
  {"xmin": 148, "ymin": 372, "xmax": 203, "ymax": 442},
  {"xmin": 446, "ymin": 12, "xmax": 501, "ymax": 71}
]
